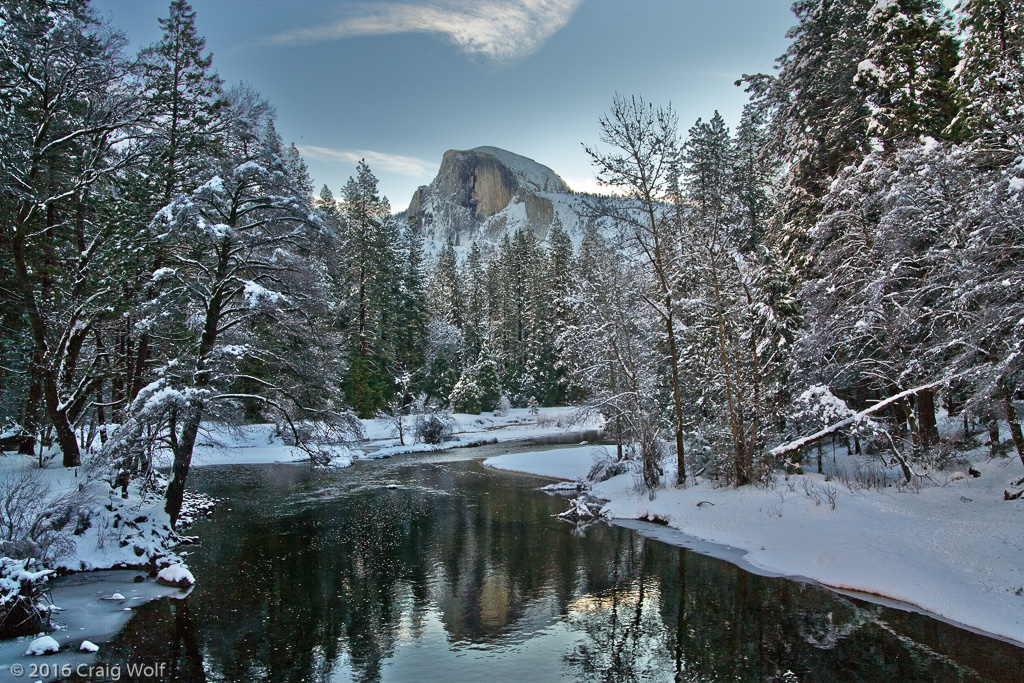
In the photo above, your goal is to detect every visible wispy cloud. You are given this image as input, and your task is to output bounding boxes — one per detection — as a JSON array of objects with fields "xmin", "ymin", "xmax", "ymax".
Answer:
[
  {"xmin": 296, "ymin": 146, "xmax": 435, "ymax": 177},
  {"xmin": 266, "ymin": 0, "xmax": 584, "ymax": 64}
]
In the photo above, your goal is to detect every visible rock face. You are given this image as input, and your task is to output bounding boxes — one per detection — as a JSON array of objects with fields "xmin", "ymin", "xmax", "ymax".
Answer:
[{"xmin": 402, "ymin": 146, "xmax": 580, "ymax": 248}]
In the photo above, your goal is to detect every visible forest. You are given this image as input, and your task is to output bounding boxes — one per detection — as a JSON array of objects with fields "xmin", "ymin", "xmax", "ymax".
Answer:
[{"xmin": 2, "ymin": 0, "xmax": 1023, "ymax": 538}]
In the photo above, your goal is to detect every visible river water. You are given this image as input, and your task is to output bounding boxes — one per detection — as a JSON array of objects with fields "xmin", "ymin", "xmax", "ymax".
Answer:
[{"xmin": 66, "ymin": 442, "xmax": 1023, "ymax": 682}]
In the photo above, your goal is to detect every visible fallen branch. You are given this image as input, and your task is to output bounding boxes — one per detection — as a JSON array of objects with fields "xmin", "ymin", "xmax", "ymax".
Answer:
[{"xmin": 770, "ymin": 378, "xmax": 950, "ymax": 460}]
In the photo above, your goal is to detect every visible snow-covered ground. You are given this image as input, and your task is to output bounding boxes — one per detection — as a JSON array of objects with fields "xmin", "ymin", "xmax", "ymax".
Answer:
[
  {"xmin": 180, "ymin": 407, "xmax": 599, "ymax": 466},
  {"xmin": 484, "ymin": 444, "xmax": 1024, "ymax": 646}
]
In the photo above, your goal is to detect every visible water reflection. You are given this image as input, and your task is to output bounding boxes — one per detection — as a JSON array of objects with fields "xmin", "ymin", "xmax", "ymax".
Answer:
[{"xmin": 75, "ymin": 458, "xmax": 1023, "ymax": 682}]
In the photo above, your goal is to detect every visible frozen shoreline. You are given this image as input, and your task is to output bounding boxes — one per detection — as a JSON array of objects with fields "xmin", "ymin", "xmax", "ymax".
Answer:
[{"xmin": 484, "ymin": 444, "xmax": 1024, "ymax": 647}]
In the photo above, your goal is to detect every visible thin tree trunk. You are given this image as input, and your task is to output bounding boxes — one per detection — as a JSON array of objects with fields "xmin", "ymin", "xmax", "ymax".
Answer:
[
  {"xmin": 664, "ymin": 304, "xmax": 687, "ymax": 485},
  {"xmin": 17, "ymin": 350, "xmax": 43, "ymax": 455},
  {"xmin": 989, "ymin": 417, "xmax": 1001, "ymax": 456},
  {"xmin": 1001, "ymin": 379, "xmax": 1024, "ymax": 468},
  {"xmin": 916, "ymin": 388, "xmax": 938, "ymax": 448}
]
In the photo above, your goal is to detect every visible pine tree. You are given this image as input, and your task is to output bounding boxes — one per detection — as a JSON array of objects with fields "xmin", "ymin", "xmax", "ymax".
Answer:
[
  {"xmin": 856, "ymin": 0, "xmax": 961, "ymax": 148},
  {"xmin": 128, "ymin": 0, "xmax": 226, "ymax": 407},
  {"xmin": 547, "ymin": 218, "xmax": 576, "ymax": 403},
  {"xmin": 139, "ymin": 0, "xmax": 224, "ymax": 203},
  {"xmin": 431, "ymin": 241, "xmax": 463, "ymax": 330},
  {"xmin": 953, "ymin": 0, "xmax": 1024, "ymax": 156},
  {"xmin": 336, "ymin": 162, "xmax": 399, "ymax": 417},
  {"xmin": 0, "ymin": 0, "xmax": 145, "ymax": 464},
  {"xmin": 741, "ymin": 0, "xmax": 874, "ymax": 264},
  {"xmin": 463, "ymin": 241, "xmax": 488, "ymax": 362}
]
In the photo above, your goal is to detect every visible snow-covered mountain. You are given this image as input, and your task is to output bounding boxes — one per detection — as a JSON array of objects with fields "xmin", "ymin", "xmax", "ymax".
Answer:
[{"xmin": 399, "ymin": 146, "xmax": 608, "ymax": 253}]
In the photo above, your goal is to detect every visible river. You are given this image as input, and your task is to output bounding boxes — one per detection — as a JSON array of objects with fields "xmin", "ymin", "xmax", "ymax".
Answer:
[{"xmin": 58, "ymin": 442, "xmax": 1024, "ymax": 681}]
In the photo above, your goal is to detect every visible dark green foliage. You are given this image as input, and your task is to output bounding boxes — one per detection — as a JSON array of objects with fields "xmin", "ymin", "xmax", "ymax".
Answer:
[{"xmin": 344, "ymin": 351, "xmax": 392, "ymax": 419}]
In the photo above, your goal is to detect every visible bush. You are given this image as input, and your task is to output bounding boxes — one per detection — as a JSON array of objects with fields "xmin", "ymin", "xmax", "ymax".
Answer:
[
  {"xmin": 415, "ymin": 410, "xmax": 454, "ymax": 445},
  {"xmin": 0, "ymin": 557, "xmax": 54, "ymax": 638},
  {"xmin": 587, "ymin": 450, "xmax": 633, "ymax": 483},
  {"xmin": 0, "ymin": 469, "xmax": 86, "ymax": 564},
  {"xmin": 449, "ymin": 376, "xmax": 482, "ymax": 415}
]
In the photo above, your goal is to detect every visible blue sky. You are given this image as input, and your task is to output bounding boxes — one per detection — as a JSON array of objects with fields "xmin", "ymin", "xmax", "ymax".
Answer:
[{"xmin": 92, "ymin": 0, "xmax": 798, "ymax": 210}]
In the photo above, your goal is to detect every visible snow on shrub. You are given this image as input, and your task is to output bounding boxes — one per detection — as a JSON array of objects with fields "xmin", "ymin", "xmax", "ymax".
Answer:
[
  {"xmin": 0, "ymin": 469, "xmax": 87, "ymax": 564},
  {"xmin": 1, "ymin": 557, "xmax": 54, "ymax": 639},
  {"xmin": 414, "ymin": 409, "xmax": 454, "ymax": 445}
]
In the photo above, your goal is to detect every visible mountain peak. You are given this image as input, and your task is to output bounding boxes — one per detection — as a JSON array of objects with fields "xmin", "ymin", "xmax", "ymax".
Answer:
[
  {"xmin": 462, "ymin": 146, "xmax": 572, "ymax": 194},
  {"xmin": 404, "ymin": 146, "xmax": 582, "ymax": 248}
]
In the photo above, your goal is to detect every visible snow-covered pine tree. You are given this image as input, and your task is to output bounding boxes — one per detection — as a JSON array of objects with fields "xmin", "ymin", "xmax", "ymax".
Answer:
[
  {"xmin": 339, "ymin": 161, "xmax": 397, "ymax": 417},
  {"xmin": 114, "ymin": 86, "xmax": 354, "ymax": 525},
  {"xmin": 127, "ymin": 0, "xmax": 227, "ymax": 411},
  {"xmin": 741, "ymin": 0, "xmax": 874, "ymax": 268},
  {"xmin": 855, "ymin": 0, "xmax": 961, "ymax": 149}
]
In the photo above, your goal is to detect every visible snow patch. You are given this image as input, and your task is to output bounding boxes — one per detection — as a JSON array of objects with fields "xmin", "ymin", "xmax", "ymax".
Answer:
[
  {"xmin": 156, "ymin": 564, "xmax": 195, "ymax": 588},
  {"xmin": 24, "ymin": 635, "xmax": 60, "ymax": 656}
]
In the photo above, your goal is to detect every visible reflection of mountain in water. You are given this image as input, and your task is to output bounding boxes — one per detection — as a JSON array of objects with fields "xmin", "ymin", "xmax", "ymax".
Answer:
[{"xmin": 75, "ymin": 458, "xmax": 1024, "ymax": 682}]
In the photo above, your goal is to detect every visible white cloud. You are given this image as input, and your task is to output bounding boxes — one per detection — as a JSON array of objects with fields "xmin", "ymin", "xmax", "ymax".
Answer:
[
  {"xmin": 267, "ymin": 0, "xmax": 584, "ymax": 64},
  {"xmin": 296, "ymin": 145, "xmax": 436, "ymax": 177}
]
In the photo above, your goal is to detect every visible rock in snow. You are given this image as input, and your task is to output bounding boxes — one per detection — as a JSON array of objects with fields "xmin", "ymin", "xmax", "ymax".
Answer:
[
  {"xmin": 156, "ymin": 564, "xmax": 195, "ymax": 588},
  {"xmin": 24, "ymin": 635, "xmax": 60, "ymax": 655},
  {"xmin": 101, "ymin": 592, "xmax": 126, "ymax": 600},
  {"xmin": 80, "ymin": 640, "xmax": 99, "ymax": 653}
]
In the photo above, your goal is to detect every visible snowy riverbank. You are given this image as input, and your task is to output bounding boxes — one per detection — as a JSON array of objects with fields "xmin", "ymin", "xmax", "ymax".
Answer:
[
  {"xmin": 180, "ymin": 406, "xmax": 600, "ymax": 466},
  {"xmin": 483, "ymin": 445, "xmax": 1024, "ymax": 646}
]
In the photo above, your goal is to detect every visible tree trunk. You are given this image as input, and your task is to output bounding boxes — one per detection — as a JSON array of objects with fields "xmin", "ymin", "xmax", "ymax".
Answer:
[
  {"xmin": 916, "ymin": 388, "xmax": 938, "ymax": 448},
  {"xmin": 165, "ymin": 406, "xmax": 201, "ymax": 527},
  {"xmin": 664, "ymin": 305, "xmax": 687, "ymax": 485},
  {"xmin": 1001, "ymin": 379, "xmax": 1024, "ymax": 468},
  {"xmin": 989, "ymin": 417, "xmax": 1001, "ymax": 456},
  {"xmin": 46, "ymin": 372, "xmax": 81, "ymax": 467},
  {"xmin": 17, "ymin": 351, "xmax": 44, "ymax": 455}
]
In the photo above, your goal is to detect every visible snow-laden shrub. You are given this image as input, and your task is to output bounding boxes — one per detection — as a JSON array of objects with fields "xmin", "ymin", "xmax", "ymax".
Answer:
[
  {"xmin": 450, "ymin": 376, "xmax": 482, "ymax": 415},
  {"xmin": 587, "ymin": 450, "xmax": 633, "ymax": 483},
  {"xmin": 0, "ymin": 557, "xmax": 54, "ymax": 638},
  {"xmin": 0, "ymin": 469, "xmax": 87, "ymax": 564},
  {"xmin": 414, "ymin": 409, "xmax": 454, "ymax": 445},
  {"xmin": 492, "ymin": 394, "xmax": 513, "ymax": 417}
]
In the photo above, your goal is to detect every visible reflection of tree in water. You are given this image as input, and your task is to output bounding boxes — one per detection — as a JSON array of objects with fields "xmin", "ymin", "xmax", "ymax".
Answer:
[
  {"xmin": 563, "ymin": 532, "xmax": 1013, "ymax": 683},
  {"xmin": 563, "ymin": 534, "xmax": 672, "ymax": 682},
  {"xmin": 78, "ymin": 463, "xmax": 1024, "ymax": 682}
]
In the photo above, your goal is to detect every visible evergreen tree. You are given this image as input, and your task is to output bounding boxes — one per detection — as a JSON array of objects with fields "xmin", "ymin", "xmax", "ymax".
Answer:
[
  {"xmin": 129, "ymin": 0, "xmax": 226, "ymax": 407},
  {"xmin": 742, "ymin": 0, "xmax": 874, "ymax": 264},
  {"xmin": 463, "ymin": 241, "xmax": 488, "ymax": 362},
  {"xmin": 395, "ymin": 221, "xmax": 429, "ymax": 377},
  {"xmin": 430, "ymin": 241, "xmax": 463, "ymax": 330},
  {"xmin": 139, "ymin": 0, "xmax": 224, "ymax": 203},
  {"xmin": 0, "ymin": 0, "xmax": 145, "ymax": 464},
  {"xmin": 547, "ymin": 218, "xmax": 576, "ymax": 403},
  {"xmin": 339, "ymin": 161, "xmax": 395, "ymax": 416},
  {"xmin": 856, "ymin": 0, "xmax": 961, "ymax": 148},
  {"xmin": 953, "ymin": 0, "xmax": 1024, "ymax": 156}
]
